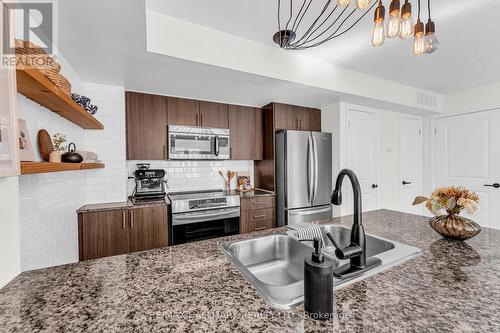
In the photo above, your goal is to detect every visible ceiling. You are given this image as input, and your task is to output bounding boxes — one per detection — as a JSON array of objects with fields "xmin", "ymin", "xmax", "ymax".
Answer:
[
  {"xmin": 57, "ymin": 0, "xmax": 500, "ymax": 110},
  {"xmin": 147, "ymin": 0, "xmax": 500, "ymax": 94}
]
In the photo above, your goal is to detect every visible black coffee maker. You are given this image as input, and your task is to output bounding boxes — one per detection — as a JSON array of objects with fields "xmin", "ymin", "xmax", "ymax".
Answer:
[{"xmin": 131, "ymin": 163, "xmax": 168, "ymax": 200}]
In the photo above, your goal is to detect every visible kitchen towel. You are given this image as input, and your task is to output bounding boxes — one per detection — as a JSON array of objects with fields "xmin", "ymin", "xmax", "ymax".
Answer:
[{"xmin": 287, "ymin": 223, "xmax": 325, "ymax": 249}]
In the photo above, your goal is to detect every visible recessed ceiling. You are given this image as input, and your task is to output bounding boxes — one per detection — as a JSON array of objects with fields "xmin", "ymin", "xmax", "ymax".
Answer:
[{"xmin": 146, "ymin": 0, "xmax": 500, "ymax": 93}]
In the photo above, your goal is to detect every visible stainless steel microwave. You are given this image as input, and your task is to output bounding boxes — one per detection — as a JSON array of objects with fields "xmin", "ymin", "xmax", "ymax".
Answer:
[{"xmin": 167, "ymin": 125, "xmax": 230, "ymax": 160}]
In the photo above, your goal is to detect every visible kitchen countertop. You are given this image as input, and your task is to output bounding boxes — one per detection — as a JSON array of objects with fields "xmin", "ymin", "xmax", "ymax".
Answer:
[
  {"xmin": 2, "ymin": 209, "xmax": 500, "ymax": 332},
  {"xmin": 77, "ymin": 197, "xmax": 170, "ymax": 213},
  {"xmin": 234, "ymin": 188, "xmax": 275, "ymax": 198}
]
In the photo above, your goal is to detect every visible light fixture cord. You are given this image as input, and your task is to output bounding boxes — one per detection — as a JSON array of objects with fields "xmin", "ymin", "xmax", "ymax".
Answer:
[
  {"xmin": 427, "ymin": 0, "xmax": 431, "ymax": 20},
  {"xmin": 278, "ymin": 0, "xmax": 281, "ymax": 31},
  {"xmin": 417, "ymin": 0, "xmax": 421, "ymax": 20}
]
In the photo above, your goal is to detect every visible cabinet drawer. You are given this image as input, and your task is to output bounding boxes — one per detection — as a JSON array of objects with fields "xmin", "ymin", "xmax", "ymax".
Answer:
[
  {"xmin": 246, "ymin": 208, "xmax": 274, "ymax": 223},
  {"xmin": 241, "ymin": 219, "xmax": 275, "ymax": 233},
  {"xmin": 241, "ymin": 196, "xmax": 275, "ymax": 211}
]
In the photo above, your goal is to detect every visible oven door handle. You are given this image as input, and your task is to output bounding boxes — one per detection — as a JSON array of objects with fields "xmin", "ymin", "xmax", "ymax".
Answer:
[
  {"xmin": 172, "ymin": 208, "xmax": 240, "ymax": 226},
  {"xmin": 214, "ymin": 136, "xmax": 219, "ymax": 157}
]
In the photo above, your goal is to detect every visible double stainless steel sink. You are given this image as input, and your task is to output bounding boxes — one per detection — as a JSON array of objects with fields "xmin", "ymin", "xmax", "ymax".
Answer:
[{"xmin": 219, "ymin": 225, "xmax": 422, "ymax": 310}]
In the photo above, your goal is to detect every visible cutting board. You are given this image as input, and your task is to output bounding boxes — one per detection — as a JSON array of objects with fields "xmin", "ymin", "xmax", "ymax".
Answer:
[{"xmin": 37, "ymin": 129, "xmax": 53, "ymax": 162}]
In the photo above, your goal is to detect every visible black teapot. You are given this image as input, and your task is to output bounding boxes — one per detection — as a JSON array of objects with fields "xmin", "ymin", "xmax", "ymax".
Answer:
[{"xmin": 62, "ymin": 143, "xmax": 83, "ymax": 163}]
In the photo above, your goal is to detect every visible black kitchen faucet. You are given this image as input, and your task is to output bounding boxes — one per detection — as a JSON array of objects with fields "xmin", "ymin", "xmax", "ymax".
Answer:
[{"xmin": 328, "ymin": 169, "xmax": 382, "ymax": 279}]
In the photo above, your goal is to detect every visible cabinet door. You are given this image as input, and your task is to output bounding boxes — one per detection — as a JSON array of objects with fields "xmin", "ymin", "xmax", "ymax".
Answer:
[
  {"xmin": 129, "ymin": 206, "xmax": 168, "ymax": 252},
  {"xmin": 299, "ymin": 107, "xmax": 321, "ymax": 131},
  {"xmin": 80, "ymin": 210, "xmax": 130, "ymax": 260},
  {"xmin": 126, "ymin": 92, "xmax": 168, "ymax": 160},
  {"xmin": 229, "ymin": 105, "xmax": 263, "ymax": 160},
  {"xmin": 167, "ymin": 97, "xmax": 200, "ymax": 126},
  {"xmin": 274, "ymin": 103, "xmax": 300, "ymax": 130},
  {"xmin": 199, "ymin": 101, "xmax": 228, "ymax": 128}
]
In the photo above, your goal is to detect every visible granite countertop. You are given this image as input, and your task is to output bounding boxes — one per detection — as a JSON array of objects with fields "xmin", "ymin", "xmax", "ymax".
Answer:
[
  {"xmin": 77, "ymin": 197, "xmax": 170, "ymax": 213},
  {"xmin": 2, "ymin": 209, "xmax": 500, "ymax": 332},
  {"xmin": 235, "ymin": 188, "xmax": 275, "ymax": 199}
]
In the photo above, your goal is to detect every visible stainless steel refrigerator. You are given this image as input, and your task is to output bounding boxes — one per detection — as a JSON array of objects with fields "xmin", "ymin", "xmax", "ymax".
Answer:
[{"xmin": 275, "ymin": 130, "xmax": 332, "ymax": 227}]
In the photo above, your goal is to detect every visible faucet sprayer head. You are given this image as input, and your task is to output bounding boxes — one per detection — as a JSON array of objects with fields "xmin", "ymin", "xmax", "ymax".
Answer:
[{"xmin": 331, "ymin": 189, "xmax": 342, "ymax": 205}]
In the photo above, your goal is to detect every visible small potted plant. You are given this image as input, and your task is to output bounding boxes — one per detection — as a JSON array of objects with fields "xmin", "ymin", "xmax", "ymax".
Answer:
[
  {"xmin": 50, "ymin": 133, "xmax": 67, "ymax": 163},
  {"xmin": 413, "ymin": 187, "xmax": 481, "ymax": 240}
]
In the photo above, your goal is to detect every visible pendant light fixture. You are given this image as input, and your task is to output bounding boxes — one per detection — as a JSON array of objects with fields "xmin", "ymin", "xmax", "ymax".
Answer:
[
  {"xmin": 355, "ymin": 0, "xmax": 372, "ymax": 10},
  {"xmin": 386, "ymin": 0, "xmax": 400, "ymax": 38},
  {"xmin": 413, "ymin": 0, "xmax": 426, "ymax": 55},
  {"xmin": 399, "ymin": 0, "xmax": 413, "ymax": 39},
  {"xmin": 272, "ymin": 0, "xmax": 439, "ymax": 54},
  {"xmin": 371, "ymin": 0, "xmax": 386, "ymax": 47},
  {"xmin": 424, "ymin": 0, "xmax": 439, "ymax": 53}
]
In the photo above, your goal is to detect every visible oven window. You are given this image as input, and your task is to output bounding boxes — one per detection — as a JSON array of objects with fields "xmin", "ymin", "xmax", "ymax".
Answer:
[
  {"xmin": 172, "ymin": 217, "xmax": 239, "ymax": 245},
  {"xmin": 170, "ymin": 135, "xmax": 215, "ymax": 155}
]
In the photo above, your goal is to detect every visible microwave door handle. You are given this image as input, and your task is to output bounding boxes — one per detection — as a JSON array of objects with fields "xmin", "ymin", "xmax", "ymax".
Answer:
[{"xmin": 214, "ymin": 136, "xmax": 219, "ymax": 156}]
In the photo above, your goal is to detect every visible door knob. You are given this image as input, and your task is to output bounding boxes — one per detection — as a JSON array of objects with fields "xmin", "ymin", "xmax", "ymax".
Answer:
[
  {"xmin": 402, "ymin": 181, "xmax": 412, "ymax": 185},
  {"xmin": 371, "ymin": 184, "xmax": 378, "ymax": 189},
  {"xmin": 484, "ymin": 183, "xmax": 500, "ymax": 188}
]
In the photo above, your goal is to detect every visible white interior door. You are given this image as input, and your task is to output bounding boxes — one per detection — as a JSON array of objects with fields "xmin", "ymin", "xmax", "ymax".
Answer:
[
  {"xmin": 400, "ymin": 116, "xmax": 423, "ymax": 215},
  {"xmin": 345, "ymin": 108, "xmax": 378, "ymax": 214},
  {"xmin": 435, "ymin": 110, "xmax": 500, "ymax": 229}
]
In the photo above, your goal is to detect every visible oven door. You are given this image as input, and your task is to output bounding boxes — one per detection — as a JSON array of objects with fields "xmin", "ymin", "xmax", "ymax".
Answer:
[
  {"xmin": 167, "ymin": 125, "xmax": 230, "ymax": 160},
  {"xmin": 171, "ymin": 207, "xmax": 240, "ymax": 245}
]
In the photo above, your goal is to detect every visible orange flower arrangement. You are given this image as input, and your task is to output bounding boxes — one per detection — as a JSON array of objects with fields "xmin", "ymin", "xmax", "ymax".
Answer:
[{"xmin": 413, "ymin": 186, "xmax": 480, "ymax": 216}]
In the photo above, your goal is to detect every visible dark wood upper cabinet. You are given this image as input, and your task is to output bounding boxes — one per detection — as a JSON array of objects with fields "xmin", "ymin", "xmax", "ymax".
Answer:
[
  {"xmin": 199, "ymin": 101, "xmax": 229, "ymax": 128},
  {"xmin": 79, "ymin": 210, "xmax": 130, "ymax": 261},
  {"xmin": 299, "ymin": 107, "xmax": 322, "ymax": 131},
  {"xmin": 274, "ymin": 103, "xmax": 299, "ymax": 130},
  {"xmin": 126, "ymin": 92, "xmax": 168, "ymax": 160},
  {"xmin": 167, "ymin": 97, "xmax": 200, "ymax": 126},
  {"xmin": 229, "ymin": 105, "xmax": 263, "ymax": 161},
  {"xmin": 129, "ymin": 206, "xmax": 168, "ymax": 252},
  {"xmin": 273, "ymin": 103, "xmax": 321, "ymax": 131}
]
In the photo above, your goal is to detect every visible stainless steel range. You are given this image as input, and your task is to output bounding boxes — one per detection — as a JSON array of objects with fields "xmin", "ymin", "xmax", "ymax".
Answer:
[{"xmin": 168, "ymin": 189, "xmax": 240, "ymax": 245}]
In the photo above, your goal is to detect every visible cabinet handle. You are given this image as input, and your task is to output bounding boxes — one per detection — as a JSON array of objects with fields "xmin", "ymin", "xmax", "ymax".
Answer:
[
  {"xmin": 254, "ymin": 227, "xmax": 267, "ymax": 231},
  {"xmin": 122, "ymin": 211, "xmax": 126, "ymax": 229},
  {"xmin": 200, "ymin": 113, "xmax": 203, "ymax": 126},
  {"xmin": 252, "ymin": 201, "xmax": 266, "ymax": 205},
  {"xmin": 484, "ymin": 183, "xmax": 500, "ymax": 188},
  {"xmin": 129, "ymin": 210, "xmax": 134, "ymax": 228},
  {"xmin": 253, "ymin": 214, "xmax": 266, "ymax": 218},
  {"xmin": 196, "ymin": 114, "xmax": 198, "ymax": 126},
  {"xmin": 296, "ymin": 118, "xmax": 299, "ymax": 129}
]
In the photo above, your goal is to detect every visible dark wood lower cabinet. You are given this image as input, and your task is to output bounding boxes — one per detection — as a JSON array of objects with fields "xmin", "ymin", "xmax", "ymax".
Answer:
[
  {"xmin": 78, "ymin": 206, "xmax": 168, "ymax": 261},
  {"xmin": 240, "ymin": 196, "xmax": 276, "ymax": 234},
  {"xmin": 79, "ymin": 210, "xmax": 130, "ymax": 261},
  {"xmin": 129, "ymin": 206, "xmax": 168, "ymax": 252}
]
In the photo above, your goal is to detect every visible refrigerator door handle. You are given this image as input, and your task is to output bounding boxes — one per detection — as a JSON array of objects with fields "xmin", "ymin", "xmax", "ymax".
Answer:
[
  {"xmin": 312, "ymin": 135, "xmax": 319, "ymax": 204},
  {"xmin": 307, "ymin": 135, "xmax": 314, "ymax": 204}
]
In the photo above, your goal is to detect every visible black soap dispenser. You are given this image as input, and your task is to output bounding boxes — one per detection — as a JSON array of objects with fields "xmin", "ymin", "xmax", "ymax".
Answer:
[{"xmin": 301, "ymin": 237, "xmax": 334, "ymax": 321}]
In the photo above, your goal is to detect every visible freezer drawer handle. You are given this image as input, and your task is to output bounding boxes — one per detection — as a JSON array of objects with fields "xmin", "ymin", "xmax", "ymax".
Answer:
[{"xmin": 289, "ymin": 207, "xmax": 332, "ymax": 216}]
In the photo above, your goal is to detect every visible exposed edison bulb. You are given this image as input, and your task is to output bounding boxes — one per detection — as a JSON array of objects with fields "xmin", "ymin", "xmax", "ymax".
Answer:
[
  {"xmin": 371, "ymin": 21, "xmax": 386, "ymax": 47},
  {"xmin": 386, "ymin": 14, "xmax": 400, "ymax": 38},
  {"xmin": 355, "ymin": 0, "xmax": 371, "ymax": 10},
  {"xmin": 399, "ymin": 16, "xmax": 413, "ymax": 39},
  {"xmin": 337, "ymin": 0, "xmax": 351, "ymax": 6},
  {"xmin": 424, "ymin": 33, "xmax": 439, "ymax": 53},
  {"xmin": 413, "ymin": 35, "xmax": 425, "ymax": 55}
]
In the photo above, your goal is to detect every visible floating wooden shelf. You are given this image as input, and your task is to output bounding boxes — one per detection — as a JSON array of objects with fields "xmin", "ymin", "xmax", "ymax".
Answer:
[
  {"xmin": 21, "ymin": 162, "xmax": 105, "ymax": 175},
  {"xmin": 16, "ymin": 68, "xmax": 104, "ymax": 130}
]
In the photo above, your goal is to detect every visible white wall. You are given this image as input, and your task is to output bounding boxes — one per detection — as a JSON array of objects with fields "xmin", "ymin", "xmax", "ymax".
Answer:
[
  {"xmin": 127, "ymin": 160, "xmax": 254, "ymax": 195},
  {"xmin": 444, "ymin": 81, "xmax": 500, "ymax": 115},
  {"xmin": 17, "ymin": 82, "xmax": 127, "ymax": 271},
  {"xmin": 84, "ymin": 83, "xmax": 127, "ymax": 204},
  {"xmin": 322, "ymin": 102, "xmax": 428, "ymax": 216},
  {"xmin": 0, "ymin": 176, "xmax": 20, "ymax": 288},
  {"xmin": 377, "ymin": 111, "xmax": 401, "ymax": 211}
]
